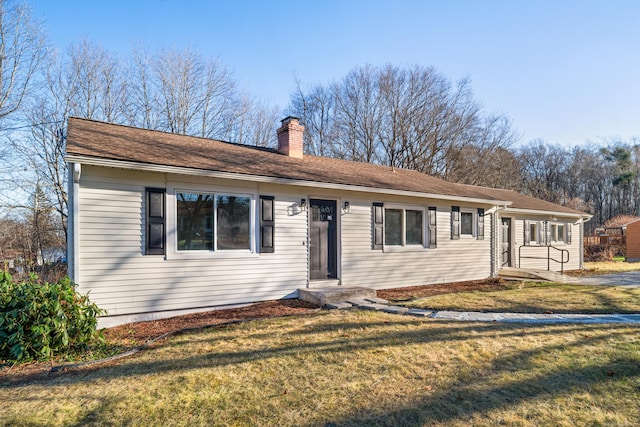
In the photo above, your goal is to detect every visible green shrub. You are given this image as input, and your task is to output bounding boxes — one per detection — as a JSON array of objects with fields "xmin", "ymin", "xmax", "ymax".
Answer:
[{"xmin": 0, "ymin": 272, "xmax": 104, "ymax": 362}]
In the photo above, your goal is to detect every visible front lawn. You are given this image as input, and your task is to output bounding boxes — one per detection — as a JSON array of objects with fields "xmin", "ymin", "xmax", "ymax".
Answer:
[
  {"xmin": 1, "ymin": 310, "xmax": 639, "ymax": 426},
  {"xmin": 581, "ymin": 260, "xmax": 640, "ymax": 274},
  {"xmin": 395, "ymin": 282, "xmax": 640, "ymax": 314}
]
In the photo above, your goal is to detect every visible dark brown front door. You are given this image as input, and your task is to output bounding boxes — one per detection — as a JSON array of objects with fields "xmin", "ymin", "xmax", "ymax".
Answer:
[
  {"xmin": 309, "ymin": 199, "xmax": 337, "ymax": 280},
  {"xmin": 501, "ymin": 217, "xmax": 512, "ymax": 267}
]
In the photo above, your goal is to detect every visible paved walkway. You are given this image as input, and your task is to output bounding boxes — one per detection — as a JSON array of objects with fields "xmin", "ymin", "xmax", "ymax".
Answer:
[
  {"xmin": 327, "ymin": 294, "xmax": 640, "ymax": 325},
  {"xmin": 323, "ymin": 271, "xmax": 640, "ymax": 324},
  {"xmin": 572, "ymin": 271, "xmax": 640, "ymax": 287}
]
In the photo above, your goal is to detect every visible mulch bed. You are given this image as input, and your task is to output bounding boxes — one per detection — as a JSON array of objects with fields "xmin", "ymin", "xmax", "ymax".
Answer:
[{"xmin": 0, "ymin": 278, "xmax": 527, "ymax": 383}]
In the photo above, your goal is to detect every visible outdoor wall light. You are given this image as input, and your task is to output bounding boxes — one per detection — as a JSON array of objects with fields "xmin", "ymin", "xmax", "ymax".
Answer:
[
  {"xmin": 343, "ymin": 201, "xmax": 351, "ymax": 213},
  {"xmin": 300, "ymin": 198, "xmax": 307, "ymax": 209}
]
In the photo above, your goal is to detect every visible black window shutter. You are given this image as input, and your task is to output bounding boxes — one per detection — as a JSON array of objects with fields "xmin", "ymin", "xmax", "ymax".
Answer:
[
  {"xmin": 146, "ymin": 188, "xmax": 165, "ymax": 255},
  {"xmin": 373, "ymin": 202, "xmax": 384, "ymax": 249},
  {"xmin": 477, "ymin": 208, "xmax": 485, "ymax": 240},
  {"xmin": 260, "ymin": 196, "xmax": 275, "ymax": 253},
  {"xmin": 451, "ymin": 206, "xmax": 460, "ymax": 240},
  {"xmin": 428, "ymin": 206, "xmax": 437, "ymax": 248}
]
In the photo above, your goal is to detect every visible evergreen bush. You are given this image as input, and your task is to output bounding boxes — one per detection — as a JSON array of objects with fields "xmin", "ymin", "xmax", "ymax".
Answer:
[{"xmin": 0, "ymin": 272, "xmax": 104, "ymax": 362}]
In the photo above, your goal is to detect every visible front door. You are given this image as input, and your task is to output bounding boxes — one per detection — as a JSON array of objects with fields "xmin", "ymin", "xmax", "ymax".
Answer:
[
  {"xmin": 309, "ymin": 199, "xmax": 337, "ymax": 280},
  {"xmin": 501, "ymin": 217, "xmax": 512, "ymax": 267}
]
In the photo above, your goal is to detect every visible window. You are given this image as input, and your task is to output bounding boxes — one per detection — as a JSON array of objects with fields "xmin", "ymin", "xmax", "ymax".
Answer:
[
  {"xmin": 524, "ymin": 220, "xmax": 542, "ymax": 245},
  {"xmin": 451, "ymin": 206, "xmax": 483, "ymax": 239},
  {"xmin": 550, "ymin": 223, "xmax": 566, "ymax": 244},
  {"xmin": 529, "ymin": 222, "xmax": 539, "ymax": 244},
  {"xmin": 216, "ymin": 195, "xmax": 250, "ymax": 250},
  {"xmin": 526, "ymin": 220, "xmax": 572, "ymax": 246},
  {"xmin": 461, "ymin": 212, "xmax": 474, "ymax": 236},
  {"xmin": 383, "ymin": 207, "xmax": 425, "ymax": 247},
  {"xmin": 385, "ymin": 209, "xmax": 403, "ymax": 245},
  {"xmin": 406, "ymin": 210, "xmax": 423, "ymax": 245},
  {"xmin": 176, "ymin": 192, "xmax": 250, "ymax": 251}
]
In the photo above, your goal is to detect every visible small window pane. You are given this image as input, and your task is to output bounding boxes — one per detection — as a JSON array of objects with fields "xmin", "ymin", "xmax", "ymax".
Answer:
[
  {"xmin": 550, "ymin": 224, "xmax": 557, "ymax": 241},
  {"xmin": 461, "ymin": 212, "xmax": 473, "ymax": 235},
  {"xmin": 557, "ymin": 225, "xmax": 565, "ymax": 242},
  {"xmin": 406, "ymin": 210, "xmax": 423, "ymax": 245},
  {"xmin": 217, "ymin": 195, "xmax": 250, "ymax": 250},
  {"xmin": 177, "ymin": 193, "xmax": 213, "ymax": 250},
  {"xmin": 530, "ymin": 223, "xmax": 537, "ymax": 242},
  {"xmin": 385, "ymin": 209, "xmax": 402, "ymax": 246}
]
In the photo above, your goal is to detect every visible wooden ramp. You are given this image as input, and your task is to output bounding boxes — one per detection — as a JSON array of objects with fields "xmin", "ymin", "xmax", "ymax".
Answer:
[{"xmin": 499, "ymin": 267, "xmax": 579, "ymax": 283}]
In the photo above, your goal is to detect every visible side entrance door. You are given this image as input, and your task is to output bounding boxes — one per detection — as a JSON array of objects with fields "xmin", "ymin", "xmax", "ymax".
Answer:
[
  {"xmin": 309, "ymin": 199, "xmax": 337, "ymax": 280},
  {"xmin": 501, "ymin": 217, "xmax": 512, "ymax": 267}
]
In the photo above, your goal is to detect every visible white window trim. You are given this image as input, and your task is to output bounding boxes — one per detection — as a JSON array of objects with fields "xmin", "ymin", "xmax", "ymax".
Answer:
[
  {"xmin": 459, "ymin": 208, "xmax": 477, "ymax": 238},
  {"xmin": 529, "ymin": 221, "xmax": 541, "ymax": 245},
  {"xmin": 165, "ymin": 185, "xmax": 258, "ymax": 259},
  {"xmin": 383, "ymin": 203, "xmax": 428, "ymax": 252},
  {"xmin": 549, "ymin": 222, "xmax": 567, "ymax": 245}
]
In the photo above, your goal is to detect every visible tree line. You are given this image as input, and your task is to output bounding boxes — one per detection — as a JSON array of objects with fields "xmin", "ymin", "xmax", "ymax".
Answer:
[
  {"xmin": 289, "ymin": 63, "xmax": 640, "ymax": 234},
  {"xmin": 0, "ymin": 1, "xmax": 638, "ymax": 269}
]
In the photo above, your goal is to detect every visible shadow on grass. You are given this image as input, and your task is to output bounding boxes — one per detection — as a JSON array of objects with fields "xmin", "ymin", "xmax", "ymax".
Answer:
[
  {"xmin": 2, "ymin": 312, "xmax": 639, "ymax": 425},
  {"xmin": 322, "ymin": 356, "xmax": 640, "ymax": 426},
  {"xmin": 404, "ymin": 284, "xmax": 640, "ymax": 314}
]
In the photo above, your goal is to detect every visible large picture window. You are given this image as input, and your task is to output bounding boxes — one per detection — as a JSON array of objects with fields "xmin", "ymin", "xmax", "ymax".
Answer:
[
  {"xmin": 176, "ymin": 192, "xmax": 250, "ymax": 251},
  {"xmin": 384, "ymin": 207, "xmax": 424, "ymax": 247}
]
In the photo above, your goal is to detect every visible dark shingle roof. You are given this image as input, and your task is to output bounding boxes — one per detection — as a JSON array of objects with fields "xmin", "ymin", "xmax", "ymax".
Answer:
[
  {"xmin": 456, "ymin": 185, "xmax": 585, "ymax": 215},
  {"xmin": 65, "ymin": 117, "xmax": 585, "ymax": 216}
]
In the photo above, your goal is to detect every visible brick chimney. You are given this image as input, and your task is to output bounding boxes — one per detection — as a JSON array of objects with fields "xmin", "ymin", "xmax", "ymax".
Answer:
[{"xmin": 277, "ymin": 116, "xmax": 304, "ymax": 158}]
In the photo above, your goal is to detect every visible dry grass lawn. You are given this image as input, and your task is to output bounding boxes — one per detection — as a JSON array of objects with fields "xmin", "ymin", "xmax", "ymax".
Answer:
[
  {"xmin": 400, "ymin": 282, "xmax": 640, "ymax": 314},
  {"xmin": 1, "ymin": 310, "xmax": 639, "ymax": 426},
  {"xmin": 581, "ymin": 261, "xmax": 640, "ymax": 274}
]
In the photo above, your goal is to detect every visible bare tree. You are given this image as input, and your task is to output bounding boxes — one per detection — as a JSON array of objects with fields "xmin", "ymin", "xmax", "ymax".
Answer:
[
  {"xmin": 289, "ymin": 81, "xmax": 337, "ymax": 156},
  {"xmin": 0, "ymin": 0, "xmax": 47, "ymax": 202},
  {"xmin": 148, "ymin": 47, "xmax": 238, "ymax": 138},
  {"xmin": 0, "ymin": 0, "xmax": 47, "ymax": 127},
  {"xmin": 127, "ymin": 46, "xmax": 161, "ymax": 129},
  {"xmin": 66, "ymin": 38, "xmax": 127, "ymax": 122},
  {"xmin": 289, "ymin": 64, "xmax": 518, "ymax": 183},
  {"xmin": 232, "ymin": 95, "xmax": 280, "ymax": 147}
]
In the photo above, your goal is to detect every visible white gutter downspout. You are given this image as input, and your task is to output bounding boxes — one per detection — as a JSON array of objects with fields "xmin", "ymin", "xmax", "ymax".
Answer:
[{"xmin": 67, "ymin": 162, "xmax": 81, "ymax": 283}]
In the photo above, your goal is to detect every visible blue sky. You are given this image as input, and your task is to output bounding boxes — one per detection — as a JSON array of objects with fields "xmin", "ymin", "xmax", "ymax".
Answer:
[{"xmin": 29, "ymin": 0, "xmax": 640, "ymax": 147}]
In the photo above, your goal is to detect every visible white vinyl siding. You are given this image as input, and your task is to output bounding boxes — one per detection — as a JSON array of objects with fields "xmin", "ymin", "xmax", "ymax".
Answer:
[
  {"xmin": 512, "ymin": 216, "xmax": 582, "ymax": 272},
  {"xmin": 76, "ymin": 166, "xmax": 307, "ymax": 318},
  {"xmin": 342, "ymin": 200, "xmax": 492, "ymax": 288}
]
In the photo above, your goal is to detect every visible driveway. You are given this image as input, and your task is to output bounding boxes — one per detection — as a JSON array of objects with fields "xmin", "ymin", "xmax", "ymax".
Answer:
[{"xmin": 573, "ymin": 271, "xmax": 640, "ymax": 288}]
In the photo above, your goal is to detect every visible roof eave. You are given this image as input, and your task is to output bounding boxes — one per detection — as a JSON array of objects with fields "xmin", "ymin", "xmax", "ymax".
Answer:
[
  {"xmin": 503, "ymin": 207, "xmax": 590, "ymax": 220},
  {"xmin": 65, "ymin": 154, "xmax": 513, "ymax": 206}
]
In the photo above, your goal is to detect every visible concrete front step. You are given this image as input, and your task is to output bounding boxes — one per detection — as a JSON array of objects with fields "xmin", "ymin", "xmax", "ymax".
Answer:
[
  {"xmin": 499, "ymin": 267, "xmax": 579, "ymax": 283},
  {"xmin": 298, "ymin": 286, "xmax": 377, "ymax": 306}
]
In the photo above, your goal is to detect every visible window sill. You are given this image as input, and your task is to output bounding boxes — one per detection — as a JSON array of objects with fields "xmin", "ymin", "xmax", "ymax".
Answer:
[
  {"xmin": 383, "ymin": 245, "xmax": 428, "ymax": 253},
  {"xmin": 166, "ymin": 250, "xmax": 259, "ymax": 260}
]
